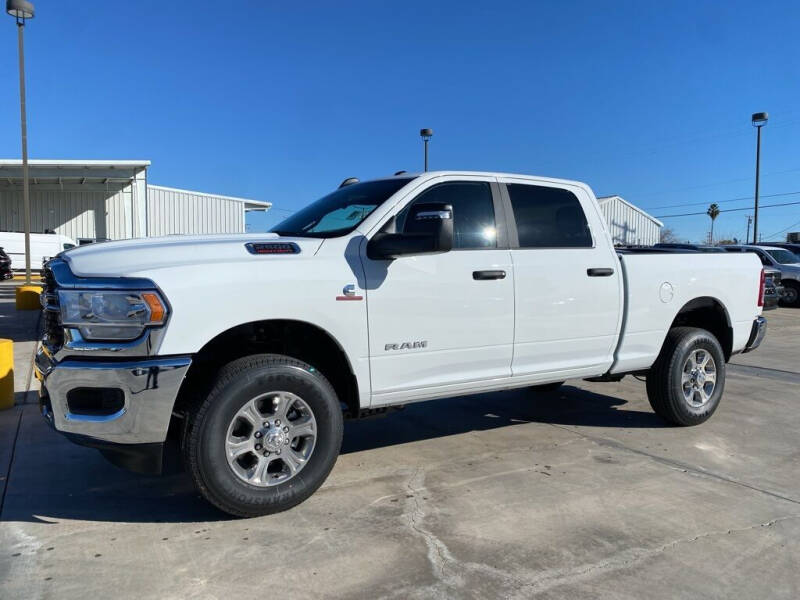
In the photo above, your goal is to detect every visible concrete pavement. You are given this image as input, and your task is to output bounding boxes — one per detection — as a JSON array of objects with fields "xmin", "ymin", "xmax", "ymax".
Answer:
[
  {"xmin": 1, "ymin": 291, "xmax": 798, "ymax": 599},
  {"xmin": 0, "ymin": 280, "xmax": 41, "ymax": 406}
]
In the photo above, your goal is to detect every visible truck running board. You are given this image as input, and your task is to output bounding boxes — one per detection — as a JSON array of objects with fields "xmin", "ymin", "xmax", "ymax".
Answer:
[{"xmin": 584, "ymin": 373, "xmax": 627, "ymax": 383}]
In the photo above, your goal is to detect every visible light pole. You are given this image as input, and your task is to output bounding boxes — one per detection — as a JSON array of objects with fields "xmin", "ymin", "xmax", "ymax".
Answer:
[
  {"xmin": 420, "ymin": 128, "xmax": 433, "ymax": 172},
  {"xmin": 751, "ymin": 112, "xmax": 768, "ymax": 244},
  {"xmin": 7, "ymin": 0, "xmax": 34, "ymax": 284}
]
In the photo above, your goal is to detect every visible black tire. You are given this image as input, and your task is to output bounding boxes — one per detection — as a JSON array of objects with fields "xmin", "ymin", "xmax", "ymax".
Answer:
[
  {"xmin": 530, "ymin": 381, "xmax": 565, "ymax": 392},
  {"xmin": 646, "ymin": 327, "xmax": 725, "ymax": 426},
  {"xmin": 780, "ymin": 281, "xmax": 800, "ymax": 307},
  {"xmin": 183, "ymin": 354, "xmax": 343, "ymax": 517}
]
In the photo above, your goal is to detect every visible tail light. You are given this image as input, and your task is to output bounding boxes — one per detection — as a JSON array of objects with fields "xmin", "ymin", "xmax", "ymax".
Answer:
[{"xmin": 758, "ymin": 268, "xmax": 765, "ymax": 307}]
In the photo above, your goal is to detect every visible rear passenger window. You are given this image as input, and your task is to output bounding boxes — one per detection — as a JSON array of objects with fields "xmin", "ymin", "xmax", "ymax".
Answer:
[
  {"xmin": 399, "ymin": 181, "xmax": 497, "ymax": 249},
  {"xmin": 507, "ymin": 184, "xmax": 592, "ymax": 248}
]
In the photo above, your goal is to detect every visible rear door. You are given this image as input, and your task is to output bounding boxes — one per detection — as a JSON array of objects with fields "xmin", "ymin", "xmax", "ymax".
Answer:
[
  {"xmin": 499, "ymin": 178, "xmax": 622, "ymax": 378},
  {"xmin": 363, "ymin": 176, "xmax": 515, "ymax": 403}
]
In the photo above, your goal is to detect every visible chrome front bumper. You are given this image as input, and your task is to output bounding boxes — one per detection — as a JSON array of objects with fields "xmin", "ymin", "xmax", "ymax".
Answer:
[
  {"xmin": 742, "ymin": 316, "xmax": 767, "ymax": 354},
  {"xmin": 35, "ymin": 346, "xmax": 191, "ymax": 445}
]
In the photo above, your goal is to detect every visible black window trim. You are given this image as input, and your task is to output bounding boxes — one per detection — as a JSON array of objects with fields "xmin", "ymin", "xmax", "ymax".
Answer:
[{"xmin": 499, "ymin": 182, "xmax": 596, "ymax": 250}]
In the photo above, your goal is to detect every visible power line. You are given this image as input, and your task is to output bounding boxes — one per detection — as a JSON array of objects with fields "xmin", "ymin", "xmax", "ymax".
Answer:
[
  {"xmin": 656, "ymin": 199, "xmax": 800, "ymax": 218},
  {"xmin": 642, "ymin": 168, "xmax": 800, "ymax": 206},
  {"xmin": 648, "ymin": 190, "xmax": 800, "ymax": 211},
  {"xmin": 762, "ymin": 219, "xmax": 800, "ymax": 240}
]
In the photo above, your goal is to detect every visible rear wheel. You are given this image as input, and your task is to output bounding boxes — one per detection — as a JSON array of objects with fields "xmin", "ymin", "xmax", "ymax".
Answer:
[
  {"xmin": 183, "ymin": 354, "xmax": 343, "ymax": 517},
  {"xmin": 646, "ymin": 327, "xmax": 725, "ymax": 426},
  {"xmin": 781, "ymin": 281, "xmax": 799, "ymax": 307}
]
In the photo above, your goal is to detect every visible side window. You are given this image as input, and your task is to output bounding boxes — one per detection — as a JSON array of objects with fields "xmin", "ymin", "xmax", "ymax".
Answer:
[
  {"xmin": 398, "ymin": 181, "xmax": 497, "ymax": 249},
  {"xmin": 747, "ymin": 250, "xmax": 771, "ymax": 266},
  {"xmin": 506, "ymin": 184, "xmax": 593, "ymax": 248}
]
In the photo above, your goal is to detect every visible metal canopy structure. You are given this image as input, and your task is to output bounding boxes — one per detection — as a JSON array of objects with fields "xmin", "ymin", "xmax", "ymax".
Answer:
[
  {"xmin": 0, "ymin": 159, "xmax": 150, "ymax": 192},
  {"xmin": 0, "ymin": 159, "xmax": 271, "ymax": 243}
]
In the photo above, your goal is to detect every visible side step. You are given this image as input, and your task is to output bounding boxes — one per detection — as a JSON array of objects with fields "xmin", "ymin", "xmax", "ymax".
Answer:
[
  {"xmin": 584, "ymin": 373, "xmax": 627, "ymax": 383},
  {"xmin": 344, "ymin": 405, "xmax": 405, "ymax": 420}
]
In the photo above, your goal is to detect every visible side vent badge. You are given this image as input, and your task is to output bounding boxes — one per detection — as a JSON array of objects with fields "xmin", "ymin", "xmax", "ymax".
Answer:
[{"xmin": 245, "ymin": 242, "xmax": 300, "ymax": 255}]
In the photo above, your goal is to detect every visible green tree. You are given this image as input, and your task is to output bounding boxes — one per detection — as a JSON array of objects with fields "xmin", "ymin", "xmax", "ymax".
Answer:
[{"xmin": 706, "ymin": 203, "xmax": 720, "ymax": 244}]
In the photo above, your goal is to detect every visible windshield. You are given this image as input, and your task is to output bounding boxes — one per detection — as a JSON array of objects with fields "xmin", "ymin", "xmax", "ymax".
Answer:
[
  {"xmin": 765, "ymin": 249, "xmax": 800, "ymax": 264},
  {"xmin": 271, "ymin": 178, "xmax": 413, "ymax": 238}
]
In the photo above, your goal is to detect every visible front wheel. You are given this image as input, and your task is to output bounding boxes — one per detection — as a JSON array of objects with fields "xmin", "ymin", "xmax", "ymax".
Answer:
[
  {"xmin": 646, "ymin": 327, "xmax": 725, "ymax": 426},
  {"xmin": 183, "ymin": 354, "xmax": 343, "ymax": 517}
]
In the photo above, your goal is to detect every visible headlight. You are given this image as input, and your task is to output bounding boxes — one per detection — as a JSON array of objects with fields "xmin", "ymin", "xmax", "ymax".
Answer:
[{"xmin": 58, "ymin": 289, "xmax": 167, "ymax": 341}]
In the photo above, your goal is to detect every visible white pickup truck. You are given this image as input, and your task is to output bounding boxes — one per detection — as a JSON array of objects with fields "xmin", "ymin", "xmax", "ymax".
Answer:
[{"xmin": 36, "ymin": 171, "xmax": 767, "ymax": 517}]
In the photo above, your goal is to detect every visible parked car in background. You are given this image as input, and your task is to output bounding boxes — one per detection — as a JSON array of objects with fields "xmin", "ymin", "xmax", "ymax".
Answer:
[
  {"xmin": 36, "ymin": 170, "xmax": 767, "ymax": 517},
  {"xmin": 721, "ymin": 245, "xmax": 800, "ymax": 306},
  {"xmin": 0, "ymin": 247, "xmax": 12, "ymax": 280},
  {"xmin": 763, "ymin": 267, "xmax": 784, "ymax": 310},
  {"xmin": 755, "ymin": 242, "xmax": 800, "ymax": 260},
  {"xmin": 654, "ymin": 243, "xmax": 727, "ymax": 253},
  {"xmin": 0, "ymin": 232, "xmax": 77, "ymax": 273}
]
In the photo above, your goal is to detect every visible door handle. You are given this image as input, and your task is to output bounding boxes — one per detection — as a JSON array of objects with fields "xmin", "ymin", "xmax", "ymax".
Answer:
[
  {"xmin": 587, "ymin": 267, "xmax": 614, "ymax": 277},
  {"xmin": 473, "ymin": 270, "xmax": 506, "ymax": 280}
]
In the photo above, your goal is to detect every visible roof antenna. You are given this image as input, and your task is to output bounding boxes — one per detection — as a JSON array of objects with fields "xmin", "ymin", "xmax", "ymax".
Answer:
[{"xmin": 339, "ymin": 177, "xmax": 359, "ymax": 188}]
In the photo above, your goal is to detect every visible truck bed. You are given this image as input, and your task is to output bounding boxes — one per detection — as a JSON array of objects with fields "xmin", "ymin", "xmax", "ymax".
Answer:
[{"xmin": 611, "ymin": 251, "xmax": 763, "ymax": 374}]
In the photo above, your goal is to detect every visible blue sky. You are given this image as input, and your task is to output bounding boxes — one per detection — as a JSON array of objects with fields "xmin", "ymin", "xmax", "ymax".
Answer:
[{"xmin": 0, "ymin": 0, "xmax": 798, "ymax": 243}]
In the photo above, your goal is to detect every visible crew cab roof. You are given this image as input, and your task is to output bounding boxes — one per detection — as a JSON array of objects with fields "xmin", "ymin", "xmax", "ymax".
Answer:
[{"xmin": 372, "ymin": 170, "xmax": 592, "ymax": 189}]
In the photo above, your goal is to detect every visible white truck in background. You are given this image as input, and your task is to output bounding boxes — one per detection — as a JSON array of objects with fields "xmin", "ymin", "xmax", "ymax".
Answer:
[
  {"xmin": 35, "ymin": 171, "xmax": 767, "ymax": 516},
  {"xmin": 0, "ymin": 231, "xmax": 76, "ymax": 272}
]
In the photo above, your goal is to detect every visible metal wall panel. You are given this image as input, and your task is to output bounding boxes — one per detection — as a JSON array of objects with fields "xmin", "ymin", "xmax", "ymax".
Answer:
[
  {"xmin": 146, "ymin": 185, "xmax": 245, "ymax": 236},
  {"xmin": 0, "ymin": 186, "xmax": 132, "ymax": 241},
  {"xmin": 1, "ymin": 183, "xmax": 253, "ymax": 241},
  {"xmin": 598, "ymin": 196, "xmax": 662, "ymax": 246}
]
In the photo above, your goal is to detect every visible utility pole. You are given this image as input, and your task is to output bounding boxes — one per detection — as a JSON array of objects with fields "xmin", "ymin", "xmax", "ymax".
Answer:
[
  {"xmin": 745, "ymin": 215, "xmax": 752, "ymax": 245},
  {"xmin": 7, "ymin": 0, "xmax": 35, "ymax": 284}
]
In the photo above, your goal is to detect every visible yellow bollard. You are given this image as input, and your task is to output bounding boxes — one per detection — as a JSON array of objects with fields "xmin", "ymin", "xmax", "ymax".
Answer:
[
  {"xmin": 0, "ymin": 339, "xmax": 13, "ymax": 410},
  {"xmin": 15, "ymin": 284, "xmax": 43, "ymax": 311}
]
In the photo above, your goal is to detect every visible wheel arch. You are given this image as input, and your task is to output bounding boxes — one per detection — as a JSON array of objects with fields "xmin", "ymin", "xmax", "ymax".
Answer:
[
  {"xmin": 668, "ymin": 296, "xmax": 733, "ymax": 361},
  {"xmin": 173, "ymin": 319, "xmax": 361, "ymax": 420}
]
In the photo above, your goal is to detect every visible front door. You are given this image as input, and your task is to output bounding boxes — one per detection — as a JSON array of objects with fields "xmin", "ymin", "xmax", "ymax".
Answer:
[{"xmin": 362, "ymin": 177, "xmax": 515, "ymax": 404}]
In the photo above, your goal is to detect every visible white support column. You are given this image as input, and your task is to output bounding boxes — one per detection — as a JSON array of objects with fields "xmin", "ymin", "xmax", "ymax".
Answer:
[{"xmin": 132, "ymin": 167, "xmax": 148, "ymax": 237}]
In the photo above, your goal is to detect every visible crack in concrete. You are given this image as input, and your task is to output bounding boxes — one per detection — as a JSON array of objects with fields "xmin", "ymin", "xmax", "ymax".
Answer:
[
  {"xmin": 504, "ymin": 513, "xmax": 800, "ymax": 597},
  {"xmin": 728, "ymin": 363, "xmax": 800, "ymax": 384},
  {"xmin": 401, "ymin": 465, "xmax": 462, "ymax": 588},
  {"xmin": 547, "ymin": 423, "xmax": 800, "ymax": 507},
  {"xmin": 397, "ymin": 493, "xmax": 800, "ymax": 599},
  {"xmin": 393, "ymin": 451, "xmax": 800, "ymax": 598}
]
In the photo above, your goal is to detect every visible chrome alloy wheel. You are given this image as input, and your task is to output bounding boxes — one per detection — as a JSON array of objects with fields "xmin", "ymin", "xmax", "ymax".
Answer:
[
  {"xmin": 681, "ymin": 349, "xmax": 717, "ymax": 408},
  {"xmin": 225, "ymin": 391, "xmax": 317, "ymax": 486}
]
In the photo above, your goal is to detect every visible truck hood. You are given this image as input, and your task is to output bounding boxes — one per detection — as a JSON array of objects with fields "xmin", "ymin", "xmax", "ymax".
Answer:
[{"xmin": 62, "ymin": 234, "xmax": 324, "ymax": 278}]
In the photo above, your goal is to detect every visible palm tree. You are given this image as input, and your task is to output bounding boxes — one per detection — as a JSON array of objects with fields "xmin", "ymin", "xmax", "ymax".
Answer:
[{"xmin": 707, "ymin": 203, "xmax": 720, "ymax": 244}]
